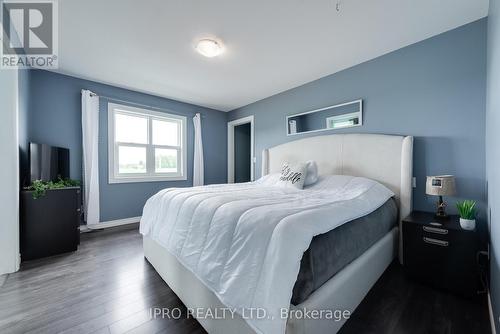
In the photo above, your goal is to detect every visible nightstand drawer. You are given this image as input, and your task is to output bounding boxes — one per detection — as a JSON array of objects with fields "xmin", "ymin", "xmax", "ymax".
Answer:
[
  {"xmin": 404, "ymin": 225, "xmax": 452, "ymax": 269},
  {"xmin": 404, "ymin": 220, "xmax": 451, "ymax": 243}
]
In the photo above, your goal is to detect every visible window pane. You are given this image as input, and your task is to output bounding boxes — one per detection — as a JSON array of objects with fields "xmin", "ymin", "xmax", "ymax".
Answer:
[
  {"xmin": 330, "ymin": 119, "xmax": 355, "ymax": 129},
  {"xmin": 152, "ymin": 119, "xmax": 179, "ymax": 146},
  {"xmin": 155, "ymin": 148, "xmax": 178, "ymax": 173},
  {"xmin": 118, "ymin": 146, "xmax": 146, "ymax": 173},
  {"xmin": 115, "ymin": 113, "xmax": 148, "ymax": 144}
]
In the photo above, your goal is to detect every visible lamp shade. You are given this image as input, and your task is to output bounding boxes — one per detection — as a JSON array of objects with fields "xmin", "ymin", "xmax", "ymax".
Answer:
[{"xmin": 426, "ymin": 175, "xmax": 456, "ymax": 196}]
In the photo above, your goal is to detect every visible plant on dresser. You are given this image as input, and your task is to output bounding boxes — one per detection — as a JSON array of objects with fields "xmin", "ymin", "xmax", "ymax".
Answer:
[
  {"xmin": 456, "ymin": 200, "xmax": 477, "ymax": 231},
  {"xmin": 26, "ymin": 177, "xmax": 80, "ymax": 199}
]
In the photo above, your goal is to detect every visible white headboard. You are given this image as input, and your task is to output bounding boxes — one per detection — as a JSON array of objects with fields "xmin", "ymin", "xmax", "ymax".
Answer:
[{"xmin": 261, "ymin": 133, "xmax": 413, "ymax": 262}]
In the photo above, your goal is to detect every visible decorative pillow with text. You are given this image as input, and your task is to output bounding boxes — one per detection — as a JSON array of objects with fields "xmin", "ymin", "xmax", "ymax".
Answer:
[{"xmin": 277, "ymin": 162, "xmax": 307, "ymax": 189}]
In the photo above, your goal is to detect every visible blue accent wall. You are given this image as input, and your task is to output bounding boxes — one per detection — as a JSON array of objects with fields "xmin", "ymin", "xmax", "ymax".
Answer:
[
  {"xmin": 229, "ymin": 19, "xmax": 487, "ymax": 221},
  {"xmin": 27, "ymin": 70, "xmax": 227, "ymax": 222},
  {"xmin": 487, "ymin": 0, "xmax": 500, "ymax": 330}
]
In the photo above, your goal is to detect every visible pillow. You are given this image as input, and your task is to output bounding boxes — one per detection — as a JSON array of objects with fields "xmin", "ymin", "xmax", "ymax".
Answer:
[
  {"xmin": 277, "ymin": 162, "xmax": 307, "ymax": 189},
  {"xmin": 304, "ymin": 160, "xmax": 318, "ymax": 186}
]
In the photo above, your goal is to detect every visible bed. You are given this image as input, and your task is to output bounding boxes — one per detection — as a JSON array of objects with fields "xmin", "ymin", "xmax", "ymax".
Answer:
[{"xmin": 141, "ymin": 133, "xmax": 413, "ymax": 334}]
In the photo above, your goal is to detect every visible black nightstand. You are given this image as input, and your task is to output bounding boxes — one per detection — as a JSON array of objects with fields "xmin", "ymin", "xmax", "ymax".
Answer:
[{"xmin": 402, "ymin": 211, "xmax": 479, "ymax": 297}]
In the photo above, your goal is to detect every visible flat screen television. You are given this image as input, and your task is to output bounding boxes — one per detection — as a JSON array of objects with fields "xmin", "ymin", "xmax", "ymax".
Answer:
[{"xmin": 29, "ymin": 142, "xmax": 70, "ymax": 183}]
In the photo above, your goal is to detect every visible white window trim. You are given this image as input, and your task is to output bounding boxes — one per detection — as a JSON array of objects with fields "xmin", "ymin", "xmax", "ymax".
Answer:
[{"xmin": 107, "ymin": 103, "xmax": 187, "ymax": 184}]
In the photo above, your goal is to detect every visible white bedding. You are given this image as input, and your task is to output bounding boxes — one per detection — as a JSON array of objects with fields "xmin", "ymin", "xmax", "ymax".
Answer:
[{"xmin": 140, "ymin": 174, "xmax": 394, "ymax": 334}]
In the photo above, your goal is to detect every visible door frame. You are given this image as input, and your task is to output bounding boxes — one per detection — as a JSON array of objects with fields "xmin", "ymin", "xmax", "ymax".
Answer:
[{"xmin": 227, "ymin": 115, "xmax": 255, "ymax": 183}]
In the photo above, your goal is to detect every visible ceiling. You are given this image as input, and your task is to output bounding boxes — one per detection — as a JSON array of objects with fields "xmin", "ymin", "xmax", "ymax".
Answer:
[{"xmin": 56, "ymin": 0, "xmax": 489, "ymax": 111}]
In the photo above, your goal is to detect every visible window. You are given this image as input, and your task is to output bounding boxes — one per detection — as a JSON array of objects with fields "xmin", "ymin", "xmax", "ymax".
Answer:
[
  {"xmin": 326, "ymin": 112, "xmax": 361, "ymax": 130},
  {"xmin": 108, "ymin": 103, "xmax": 187, "ymax": 183}
]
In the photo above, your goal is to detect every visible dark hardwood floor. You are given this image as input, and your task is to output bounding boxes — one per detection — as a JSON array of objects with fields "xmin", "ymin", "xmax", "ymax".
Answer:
[
  {"xmin": 0, "ymin": 226, "xmax": 491, "ymax": 334},
  {"xmin": 338, "ymin": 262, "xmax": 491, "ymax": 334}
]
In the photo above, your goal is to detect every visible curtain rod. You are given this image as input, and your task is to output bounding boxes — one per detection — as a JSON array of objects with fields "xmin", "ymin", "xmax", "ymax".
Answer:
[{"xmin": 81, "ymin": 89, "xmax": 204, "ymax": 118}]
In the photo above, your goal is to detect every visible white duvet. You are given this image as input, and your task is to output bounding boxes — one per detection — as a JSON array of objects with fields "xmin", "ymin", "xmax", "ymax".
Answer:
[{"xmin": 140, "ymin": 174, "xmax": 394, "ymax": 334}]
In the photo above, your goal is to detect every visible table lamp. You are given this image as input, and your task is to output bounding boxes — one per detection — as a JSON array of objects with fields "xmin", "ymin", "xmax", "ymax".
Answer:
[{"xmin": 426, "ymin": 175, "xmax": 456, "ymax": 218}]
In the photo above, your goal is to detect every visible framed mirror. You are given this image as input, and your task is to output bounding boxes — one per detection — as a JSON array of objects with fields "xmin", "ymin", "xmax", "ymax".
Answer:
[{"xmin": 286, "ymin": 99, "xmax": 362, "ymax": 136}]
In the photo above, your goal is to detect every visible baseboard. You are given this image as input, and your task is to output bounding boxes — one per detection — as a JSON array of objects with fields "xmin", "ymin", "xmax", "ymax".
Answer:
[
  {"xmin": 489, "ymin": 292, "xmax": 497, "ymax": 334},
  {"xmin": 79, "ymin": 216, "xmax": 141, "ymax": 232}
]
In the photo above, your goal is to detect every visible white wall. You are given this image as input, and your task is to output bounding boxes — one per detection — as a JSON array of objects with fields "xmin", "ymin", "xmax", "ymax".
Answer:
[
  {"xmin": 487, "ymin": 0, "xmax": 500, "ymax": 331},
  {"xmin": 0, "ymin": 69, "xmax": 20, "ymax": 275}
]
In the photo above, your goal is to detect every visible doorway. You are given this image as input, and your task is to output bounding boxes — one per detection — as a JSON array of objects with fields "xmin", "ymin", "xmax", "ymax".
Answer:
[{"xmin": 227, "ymin": 116, "xmax": 254, "ymax": 183}]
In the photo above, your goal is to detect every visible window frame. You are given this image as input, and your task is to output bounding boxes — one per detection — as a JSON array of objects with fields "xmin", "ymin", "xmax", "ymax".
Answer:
[{"xmin": 107, "ymin": 103, "xmax": 187, "ymax": 184}]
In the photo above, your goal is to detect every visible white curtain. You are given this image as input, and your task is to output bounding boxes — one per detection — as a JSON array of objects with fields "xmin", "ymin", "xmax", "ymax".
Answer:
[
  {"xmin": 81, "ymin": 90, "xmax": 100, "ymax": 225},
  {"xmin": 193, "ymin": 113, "xmax": 204, "ymax": 186}
]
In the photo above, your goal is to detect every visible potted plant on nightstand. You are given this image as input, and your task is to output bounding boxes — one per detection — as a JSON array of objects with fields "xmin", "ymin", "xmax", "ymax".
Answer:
[{"xmin": 456, "ymin": 200, "xmax": 476, "ymax": 230}]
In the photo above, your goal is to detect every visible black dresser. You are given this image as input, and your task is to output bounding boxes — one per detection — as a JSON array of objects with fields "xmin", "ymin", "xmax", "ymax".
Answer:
[
  {"xmin": 20, "ymin": 187, "xmax": 81, "ymax": 261},
  {"xmin": 402, "ymin": 211, "xmax": 479, "ymax": 297}
]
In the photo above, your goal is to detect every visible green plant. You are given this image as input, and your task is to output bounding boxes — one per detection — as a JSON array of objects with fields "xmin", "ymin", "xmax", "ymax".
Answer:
[
  {"xmin": 456, "ymin": 200, "xmax": 476, "ymax": 220},
  {"xmin": 27, "ymin": 177, "xmax": 80, "ymax": 199}
]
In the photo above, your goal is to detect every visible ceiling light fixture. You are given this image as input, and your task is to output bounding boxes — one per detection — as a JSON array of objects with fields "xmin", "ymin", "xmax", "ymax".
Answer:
[{"xmin": 195, "ymin": 38, "xmax": 224, "ymax": 58}]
